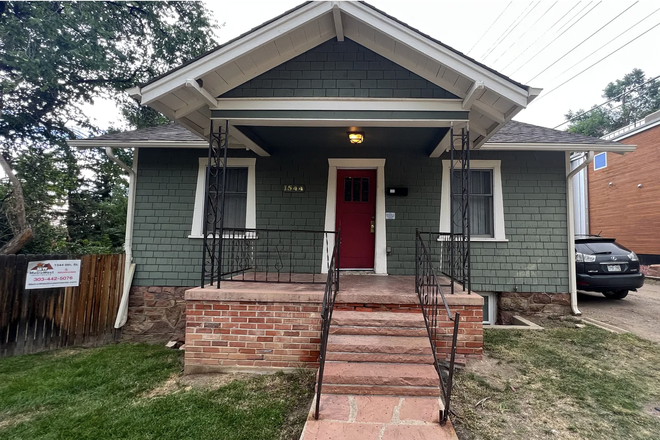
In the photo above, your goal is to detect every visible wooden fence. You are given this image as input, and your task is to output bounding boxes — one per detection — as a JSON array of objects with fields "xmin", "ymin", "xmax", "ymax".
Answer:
[{"xmin": 0, "ymin": 254, "xmax": 125, "ymax": 357}]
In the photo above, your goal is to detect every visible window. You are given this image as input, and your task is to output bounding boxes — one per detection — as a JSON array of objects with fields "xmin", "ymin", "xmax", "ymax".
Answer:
[
  {"xmin": 451, "ymin": 169, "xmax": 493, "ymax": 237},
  {"xmin": 593, "ymin": 152, "xmax": 607, "ymax": 170},
  {"xmin": 479, "ymin": 292, "xmax": 497, "ymax": 325},
  {"xmin": 440, "ymin": 160, "xmax": 506, "ymax": 241},
  {"xmin": 191, "ymin": 157, "xmax": 256, "ymax": 238}
]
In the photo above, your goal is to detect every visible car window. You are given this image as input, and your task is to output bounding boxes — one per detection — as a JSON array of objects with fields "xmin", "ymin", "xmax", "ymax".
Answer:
[{"xmin": 581, "ymin": 242, "xmax": 628, "ymax": 254}]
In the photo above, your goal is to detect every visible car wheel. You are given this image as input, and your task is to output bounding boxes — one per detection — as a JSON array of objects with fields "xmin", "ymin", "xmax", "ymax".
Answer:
[{"xmin": 602, "ymin": 290, "xmax": 629, "ymax": 300}]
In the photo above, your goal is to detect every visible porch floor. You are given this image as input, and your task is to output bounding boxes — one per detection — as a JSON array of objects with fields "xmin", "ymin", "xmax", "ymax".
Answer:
[{"xmin": 203, "ymin": 274, "xmax": 462, "ymax": 305}]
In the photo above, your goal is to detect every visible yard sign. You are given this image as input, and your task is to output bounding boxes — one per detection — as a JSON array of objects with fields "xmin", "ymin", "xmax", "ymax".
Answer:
[{"xmin": 25, "ymin": 260, "xmax": 82, "ymax": 289}]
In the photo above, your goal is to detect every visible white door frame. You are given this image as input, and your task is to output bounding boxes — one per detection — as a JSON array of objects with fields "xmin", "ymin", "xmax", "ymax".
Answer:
[{"xmin": 322, "ymin": 158, "xmax": 387, "ymax": 274}]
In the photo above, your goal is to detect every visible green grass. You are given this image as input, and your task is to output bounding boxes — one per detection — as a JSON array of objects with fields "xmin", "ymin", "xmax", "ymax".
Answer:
[
  {"xmin": 452, "ymin": 325, "xmax": 660, "ymax": 440},
  {"xmin": 0, "ymin": 344, "xmax": 315, "ymax": 440}
]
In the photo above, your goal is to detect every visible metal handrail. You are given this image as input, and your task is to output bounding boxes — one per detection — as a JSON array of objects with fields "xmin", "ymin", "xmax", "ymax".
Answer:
[
  {"xmin": 415, "ymin": 229, "xmax": 461, "ymax": 425},
  {"xmin": 314, "ymin": 230, "xmax": 340, "ymax": 420}
]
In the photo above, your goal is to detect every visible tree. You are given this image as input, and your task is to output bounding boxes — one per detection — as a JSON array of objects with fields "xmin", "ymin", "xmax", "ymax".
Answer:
[
  {"xmin": 0, "ymin": 1, "xmax": 217, "ymax": 253},
  {"xmin": 566, "ymin": 69, "xmax": 660, "ymax": 137}
]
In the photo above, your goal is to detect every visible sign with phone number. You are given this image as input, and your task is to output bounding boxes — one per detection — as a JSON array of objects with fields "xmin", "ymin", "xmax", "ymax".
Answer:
[{"xmin": 25, "ymin": 260, "xmax": 82, "ymax": 290}]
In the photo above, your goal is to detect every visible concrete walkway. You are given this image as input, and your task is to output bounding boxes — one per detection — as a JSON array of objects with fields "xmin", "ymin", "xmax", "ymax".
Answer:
[{"xmin": 300, "ymin": 394, "xmax": 458, "ymax": 440}]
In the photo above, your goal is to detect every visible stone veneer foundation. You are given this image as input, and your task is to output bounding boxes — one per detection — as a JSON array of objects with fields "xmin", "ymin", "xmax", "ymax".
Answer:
[
  {"xmin": 498, "ymin": 291, "xmax": 571, "ymax": 324},
  {"xmin": 123, "ymin": 286, "xmax": 189, "ymax": 343},
  {"xmin": 183, "ymin": 281, "xmax": 483, "ymax": 374}
]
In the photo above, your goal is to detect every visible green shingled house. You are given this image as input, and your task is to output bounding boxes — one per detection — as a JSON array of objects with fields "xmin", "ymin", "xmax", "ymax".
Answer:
[{"xmin": 70, "ymin": 1, "xmax": 631, "ymax": 377}]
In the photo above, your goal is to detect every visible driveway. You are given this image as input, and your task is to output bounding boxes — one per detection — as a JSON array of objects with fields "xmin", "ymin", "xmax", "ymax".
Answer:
[{"xmin": 578, "ymin": 280, "xmax": 660, "ymax": 343}]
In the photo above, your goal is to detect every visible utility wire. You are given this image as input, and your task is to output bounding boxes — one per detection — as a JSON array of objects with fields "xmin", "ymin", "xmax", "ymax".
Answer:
[
  {"xmin": 483, "ymin": 1, "xmax": 541, "ymax": 63},
  {"xmin": 534, "ymin": 22, "xmax": 660, "ymax": 103},
  {"xmin": 547, "ymin": 6, "xmax": 660, "ymax": 84},
  {"xmin": 510, "ymin": 1, "xmax": 601, "ymax": 75},
  {"xmin": 553, "ymin": 74, "xmax": 660, "ymax": 128},
  {"xmin": 527, "ymin": 2, "xmax": 639, "ymax": 83},
  {"xmin": 491, "ymin": 1, "xmax": 558, "ymax": 65},
  {"xmin": 467, "ymin": 1, "xmax": 513, "ymax": 56},
  {"xmin": 479, "ymin": 1, "xmax": 535, "ymax": 62},
  {"xmin": 501, "ymin": 2, "xmax": 584, "ymax": 71}
]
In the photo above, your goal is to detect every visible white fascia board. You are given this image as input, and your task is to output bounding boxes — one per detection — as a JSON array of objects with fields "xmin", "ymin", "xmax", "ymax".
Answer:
[
  {"xmin": 68, "ymin": 140, "xmax": 208, "ymax": 149},
  {"xmin": 220, "ymin": 118, "xmax": 466, "ymax": 127},
  {"xmin": 481, "ymin": 142, "xmax": 637, "ymax": 153},
  {"xmin": 214, "ymin": 98, "xmax": 463, "ymax": 112},
  {"xmin": 139, "ymin": 1, "xmax": 333, "ymax": 105},
  {"xmin": 339, "ymin": 1, "xmax": 530, "ymax": 107}
]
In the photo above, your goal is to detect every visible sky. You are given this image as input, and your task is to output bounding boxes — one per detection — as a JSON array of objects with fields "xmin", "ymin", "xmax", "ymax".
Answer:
[{"xmin": 83, "ymin": 0, "xmax": 660, "ymax": 132}]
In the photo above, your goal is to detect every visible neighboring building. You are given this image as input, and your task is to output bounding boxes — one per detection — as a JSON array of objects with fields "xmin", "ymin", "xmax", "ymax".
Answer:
[
  {"xmin": 587, "ymin": 110, "xmax": 660, "ymax": 265},
  {"xmin": 69, "ymin": 1, "xmax": 632, "ymax": 382}
]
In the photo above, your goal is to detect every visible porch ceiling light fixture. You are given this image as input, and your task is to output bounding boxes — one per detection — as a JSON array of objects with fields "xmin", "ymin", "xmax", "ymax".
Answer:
[{"xmin": 348, "ymin": 132, "xmax": 364, "ymax": 144}]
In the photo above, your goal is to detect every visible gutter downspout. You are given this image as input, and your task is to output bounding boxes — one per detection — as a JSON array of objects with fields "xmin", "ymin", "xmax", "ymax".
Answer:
[
  {"xmin": 565, "ymin": 151, "xmax": 594, "ymax": 316},
  {"xmin": 105, "ymin": 147, "xmax": 139, "ymax": 328}
]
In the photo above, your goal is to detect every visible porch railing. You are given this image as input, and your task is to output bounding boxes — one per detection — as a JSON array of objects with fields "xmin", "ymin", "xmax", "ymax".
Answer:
[
  {"xmin": 415, "ymin": 230, "xmax": 461, "ymax": 425},
  {"xmin": 203, "ymin": 228, "xmax": 339, "ymax": 286},
  {"xmin": 314, "ymin": 230, "xmax": 340, "ymax": 420}
]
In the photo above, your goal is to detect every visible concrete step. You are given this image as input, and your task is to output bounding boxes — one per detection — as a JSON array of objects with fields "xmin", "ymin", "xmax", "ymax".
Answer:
[
  {"xmin": 322, "ymin": 362, "xmax": 439, "ymax": 388},
  {"xmin": 321, "ymin": 383, "xmax": 441, "ymax": 397},
  {"xmin": 327, "ymin": 334, "xmax": 433, "ymax": 355},
  {"xmin": 326, "ymin": 351, "xmax": 433, "ymax": 364},
  {"xmin": 330, "ymin": 325, "xmax": 428, "ymax": 337},
  {"xmin": 331, "ymin": 311, "xmax": 426, "ymax": 328}
]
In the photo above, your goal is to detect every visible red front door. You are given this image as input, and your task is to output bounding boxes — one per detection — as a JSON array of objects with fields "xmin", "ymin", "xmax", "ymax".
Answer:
[{"xmin": 336, "ymin": 169, "xmax": 377, "ymax": 269}]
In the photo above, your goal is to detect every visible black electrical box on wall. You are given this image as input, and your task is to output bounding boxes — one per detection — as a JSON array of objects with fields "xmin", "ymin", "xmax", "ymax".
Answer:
[{"xmin": 386, "ymin": 187, "xmax": 408, "ymax": 196}]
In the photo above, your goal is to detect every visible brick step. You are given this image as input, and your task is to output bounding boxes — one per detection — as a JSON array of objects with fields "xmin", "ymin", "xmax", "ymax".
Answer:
[
  {"xmin": 322, "ymin": 362, "xmax": 439, "ymax": 388},
  {"xmin": 321, "ymin": 383, "xmax": 441, "ymax": 397},
  {"xmin": 330, "ymin": 325, "xmax": 428, "ymax": 337},
  {"xmin": 327, "ymin": 334, "xmax": 432, "ymax": 355},
  {"xmin": 326, "ymin": 352, "xmax": 433, "ymax": 364},
  {"xmin": 331, "ymin": 311, "xmax": 426, "ymax": 328}
]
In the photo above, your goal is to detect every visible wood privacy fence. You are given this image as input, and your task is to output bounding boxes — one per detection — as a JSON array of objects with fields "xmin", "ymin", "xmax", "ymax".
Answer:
[{"xmin": 0, "ymin": 254, "xmax": 125, "ymax": 358}]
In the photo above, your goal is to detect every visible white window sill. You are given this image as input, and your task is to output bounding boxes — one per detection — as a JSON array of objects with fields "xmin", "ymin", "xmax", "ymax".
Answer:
[
  {"xmin": 188, "ymin": 233, "xmax": 259, "ymax": 240},
  {"xmin": 437, "ymin": 235, "xmax": 508, "ymax": 243}
]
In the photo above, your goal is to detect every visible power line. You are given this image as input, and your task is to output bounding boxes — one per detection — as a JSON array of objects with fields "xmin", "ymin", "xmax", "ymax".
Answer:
[
  {"xmin": 553, "ymin": 74, "xmax": 660, "ymax": 128},
  {"xmin": 466, "ymin": 1, "xmax": 513, "ymax": 56},
  {"xmin": 509, "ymin": 1, "xmax": 601, "ymax": 76},
  {"xmin": 534, "ymin": 22, "xmax": 660, "ymax": 103},
  {"xmin": 482, "ymin": 1, "xmax": 541, "ymax": 63},
  {"xmin": 479, "ymin": 1, "xmax": 535, "ymax": 62},
  {"xmin": 547, "ymin": 6, "xmax": 660, "ymax": 84},
  {"xmin": 500, "ymin": 2, "xmax": 584, "ymax": 71},
  {"xmin": 491, "ymin": 1, "xmax": 558, "ymax": 65},
  {"xmin": 527, "ymin": 2, "xmax": 639, "ymax": 83}
]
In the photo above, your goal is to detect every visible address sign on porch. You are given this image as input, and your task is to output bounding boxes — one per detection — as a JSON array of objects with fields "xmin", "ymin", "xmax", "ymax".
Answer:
[
  {"xmin": 283, "ymin": 184, "xmax": 305, "ymax": 193},
  {"xmin": 25, "ymin": 260, "xmax": 82, "ymax": 290}
]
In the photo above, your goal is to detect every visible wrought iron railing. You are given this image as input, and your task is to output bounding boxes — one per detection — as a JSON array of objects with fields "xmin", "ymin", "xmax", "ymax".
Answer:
[
  {"xmin": 314, "ymin": 230, "xmax": 340, "ymax": 420},
  {"xmin": 415, "ymin": 230, "xmax": 461, "ymax": 425},
  {"xmin": 207, "ymin": 228, "xmax": 338, "ymax": 285}
]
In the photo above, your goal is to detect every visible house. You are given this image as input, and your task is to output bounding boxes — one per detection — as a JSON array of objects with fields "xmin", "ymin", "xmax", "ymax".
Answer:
[
  {"xmin": 575, "ymin": 110, "xmax": 660, "ymax": 268},
  {"xmin": 69, "ymin": 1, "xmax": 634, "ymax": 424}
]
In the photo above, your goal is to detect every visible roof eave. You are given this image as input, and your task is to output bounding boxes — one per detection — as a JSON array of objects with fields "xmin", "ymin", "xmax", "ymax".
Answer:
[
  {"xmin": 67, "ymin": 139, "xmax": 208, "ymax": 150},
  {"xmin": 481, "ymin": 142, "xmax": 637, "ymax": 154}
]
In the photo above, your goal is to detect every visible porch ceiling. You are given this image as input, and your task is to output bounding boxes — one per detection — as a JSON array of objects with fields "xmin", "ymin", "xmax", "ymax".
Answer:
[
  {"xmin": 127, "ymin": 1, "xmax": 540, "ymax": 153},
  {"xmin": 237, "ymin": 125, "xmax": 448, "ymax": 154}
]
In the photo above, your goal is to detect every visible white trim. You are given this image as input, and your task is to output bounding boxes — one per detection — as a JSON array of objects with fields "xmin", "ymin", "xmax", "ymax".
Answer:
[
  {"xmin": 214, "ymin": 98, "xmax": 464, "ymax": 112},
  {"xmin": 69, "ymin": 140, "xmax": 208, "ymax": 149},
  {"xmin": 191, "ymin": 157, "xmax": 256, "ymax": 237},
  {"xmin": 332, "ymin": 3, "xmax": 344, "ymax": 42},
  {"xmin": 228, "ymin": 124, "xmax": 270, "ymax": 157},
  {"xmin": 439, "ymin": 160, "xmax": 505, "ymax": 241},
  {"xmin": 479, "ymin": 292, "xmax": 497, "ymax": 325},
  {"xmin": 593, "ymin": 152, "xmax": 607, "ymax": 170},
  {"xmin": 184, "ymin": 79, "xmax": 219, "ymax": 108},
  {"xmin": 462, "ymin": 81, "xmax": 485, "ymax": 110},
  {"xmin": 211, "ymin": 118, "xmax": 466, "ymax": 128},
  {"xmin": 429, "ymin": 131, "xmax": 451, "ymax": 158},
  {"xmin": 322, "ymin": 158, "xmax": 387, "ymax": 274},
  {"xmin": 481, "ymin": 142, "xmax": 636, "ymax": 154}
]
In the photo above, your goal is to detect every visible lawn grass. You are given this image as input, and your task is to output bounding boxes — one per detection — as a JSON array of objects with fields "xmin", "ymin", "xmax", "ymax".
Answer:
[
  {"xmin": 452, "ymin": 324, "xmax": 660, "ymax": 439},
  {"xmin": 0, "ymin": 344, "xmax": 315, "ymax": 440}
]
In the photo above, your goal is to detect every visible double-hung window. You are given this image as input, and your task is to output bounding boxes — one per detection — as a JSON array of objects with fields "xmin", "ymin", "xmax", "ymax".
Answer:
[
  {"xmin": 440, "ymin": 160, "xmax": 505, "ymax": 241},
  {"xmin": 191, "ymin": 157, "xmax": 256, "ymax": 238}
]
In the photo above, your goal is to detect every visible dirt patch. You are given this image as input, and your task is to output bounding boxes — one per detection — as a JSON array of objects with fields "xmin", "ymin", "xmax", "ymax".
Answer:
[
  {"xmin": 644, "ymin": 404, "xmax": 660, "ymax": 419},
  {"xmin": 0, "ymin": 411, "xmax": 39, "ymax": 431},
  {"xmin": 464, "ymin": 353, "xmax": 519, "ymax": 391},
  {"xmin": 140, "ymin": 372, "xmax": 251, "ymax": 400}
]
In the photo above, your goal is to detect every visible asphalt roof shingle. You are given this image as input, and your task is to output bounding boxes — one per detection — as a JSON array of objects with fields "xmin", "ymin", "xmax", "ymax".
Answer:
[
  {"xmin": 489, "ymin": 121, "xmax": 622, "ymax": 146},
  {"xmin": 87, "ymin": 123, "xmax": 203, "ymax": 142}
]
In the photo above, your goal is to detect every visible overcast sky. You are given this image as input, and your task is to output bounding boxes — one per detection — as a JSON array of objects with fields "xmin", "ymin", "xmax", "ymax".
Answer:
[{"xmin": 83, "ymin": 0, "xmax": 660, "ymax": 132}]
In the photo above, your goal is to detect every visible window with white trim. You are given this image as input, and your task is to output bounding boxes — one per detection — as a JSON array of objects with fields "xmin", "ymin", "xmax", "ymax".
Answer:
[
  {"xmin": 593, "ymin": 152, "xmax": 607, "ymax": 170},
  {"xmin": 440, "ymin": 160, "xmax": 506, "ymax": 241},
  {"xmin": 479, "ymin": 292, "xmax": 497, "ymax": 325},
  {"xmin": 190, "ymin": 157, "xmax": 256, "ymax": 238}
]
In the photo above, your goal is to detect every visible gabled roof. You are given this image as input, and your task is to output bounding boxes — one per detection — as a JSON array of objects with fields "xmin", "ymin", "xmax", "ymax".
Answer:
[
  {"xmin": 127, "ymin": 1, "xmax": 541, "ymax": 147},
  {"xmin": 69, "ymin": 120, "xmax": 634, "ymax": 154}
]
